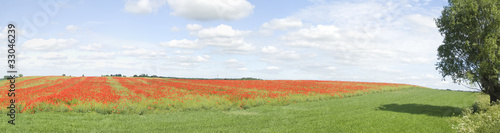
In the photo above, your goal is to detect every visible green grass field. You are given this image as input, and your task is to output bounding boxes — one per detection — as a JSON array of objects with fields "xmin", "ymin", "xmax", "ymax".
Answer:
[{"xmin": 0, "ymin": 87, "xmax": 476, "ymax": 132}]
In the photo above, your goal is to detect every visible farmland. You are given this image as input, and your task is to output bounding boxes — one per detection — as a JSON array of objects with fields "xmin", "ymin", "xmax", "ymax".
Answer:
[
  {"xmin": 0, "ymin": 82, "xmax": 476, "ymax": 132},
  {"xmin": 1, "ymin": 76, "xmax": 413, "ymax": 114}
]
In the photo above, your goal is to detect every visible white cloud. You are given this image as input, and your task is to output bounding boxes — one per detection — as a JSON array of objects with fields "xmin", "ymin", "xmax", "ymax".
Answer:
[
  {"xmin": 270, "ymin": 50, "xmax": 300, "ymax": 60},
  {"xmin": 16, "ymin": 53, "xmax": 30, "ymax": 61},
  {"xmin": 404, "ymin": 14, "xmax": 436, "ymax": 29},
  {"xmin": 171, "ymin": 26, "xmax": 180, "ymax": 32},
  {"xmin": 282, "ymin": 25, "xmax": 343, "ymax": 47},
  {"xmin": 224, "ymin": 59, "xmax": 247, "ymax": 71},
  {"xmin": 279, "ymin": 0, "xmax": 441, "ymax": 66},
  {"xmin": 197, "ymin": 24, "xmax": 255, "ymax": 53},
  {"xmin": 237, "ymin": 67, "xmax": 248, "ymax": 71},
  {"xmin": 168, "ymin": 55, "xmax": 210, "ymax": 68},
  {"xmin": 123, "ymin": 49, "xmax": 150, "ymax": 55},
  {"xmin": 186, "ymin": 24, "xmax": 203, "ymax": 31},
  {"xmin": 66, "ymin": 25, "xmax": 79, "ymax": 32},
  {"xmin": 266, "ymin": 66, "xmax": 280, "ymax": 70},
  {"xmin": 399, "ymin": 76, "xmax": 422, "ymax": 80},
  {"xmin": 124, "ymin": 0, "xmax": 166, "ymax": 14},
  {"xmin": 180, "ymin": 63, "xmax": 195, "ymax": 66},
  {"xmin": 423, "ymin": 74, "xmax": 440, "ymax": 80},
  {"xmin": 78, "ymin": 52, "xmax": 116, "ymax": 59},
  {"xmin": 261, "ymin": 17, "xmax": 303, "ymax": 31},
  {"xmin": 122, "ymin": 48, "xmax": 165, "ymax": 58},
  {"xmin": 197, "ymin": 24, "xmax": 248, "ymax": 38},
  {"xmin": 297, "ymin": 63, "xmax": 337, "ymax": 75},
  {"xmin": 260, "ymin": 46, "xmax": 301, "ymax": 63},
  {"xmin": 228, "ymin": 43, "xmax": 255, "ymax": 53},
  {"xmin": 162, "ymin": 24, "xmax": 255, "ymax": 54},
  {"xmin": 367, "ymin": 66, "xmax": 403, "ymax": 74},
  {"xmin": 401, "ymin": 57, "xmax": 432, "ymax": 64},
  {"xmin": 174, "ymin": 50, "xmax": 193, "ymax": 54},
  {"xmin": 79, "ymin": 43, "xmax": 102, "ymax": 51},
  {"xmin": 261, "ymin": 46, "xmax": 279, "ymax": 54},
  {"xmin": 166, "ymin": 0, "xmax": 254, "ymax": 21},
  {"xmin": 104, "ymin": 62, "xmax": 136, "ymax": 69},
  {"xmin": 225, "ymin": 59, "xmax": 238, "ymax": 63},
  {"xmin": 38, "ymin": 52, "xmax": 67, "ymax": 59},
  {"xmin": 0, "ymin": 27, "xmax": 7, "ymax": 40},
  {"xmin": 295, "ymin": 0, "xmax": 397, "ymax": 26},
  {"xmin": 0, "ymin": 26, "xmax": 25, "ymax": 41},
  {"xmin": 22, "ymin": 38, "xmax": 77, "ymax": 51},
  {"xmin": 176, "ymin": 55, "xmax": 210, "ymax": 62},
  {"xmin": 160, "ymin": 39, "xmax": 200, "ymax": 49},
  {"xmin": 122, "ymin": 45, "xmax": 136, "ymax": 50}
]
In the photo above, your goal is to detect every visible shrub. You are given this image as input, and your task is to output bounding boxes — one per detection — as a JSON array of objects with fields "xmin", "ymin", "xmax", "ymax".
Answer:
[{"xmin": 452, "ymin": 93, "xmax": 500, "ymax": 133}]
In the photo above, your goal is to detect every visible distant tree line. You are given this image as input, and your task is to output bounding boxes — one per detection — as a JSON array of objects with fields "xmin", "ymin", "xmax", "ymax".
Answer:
[
  {"xmin": 133, "ymin": 74, "xmax": 157, "ymax": 77},
  {"xmin": 47, "ymin": 73, "xmax": 262, "ymax": 80},
  {"xmin": 161, "ymin": 77, "xmax": 262, "ymax": 80},
  {"xmin": 101, "ymin": 74, "xmax": 124, "ymax": 77},
  {"xmin": 118, "ymin": 74, "xmax": 263, "ymax": 80}
]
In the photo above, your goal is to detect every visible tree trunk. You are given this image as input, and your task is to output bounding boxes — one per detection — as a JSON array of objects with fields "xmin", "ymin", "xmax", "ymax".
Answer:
[
  {"xmin": 480, "ymin": 75, "xmax": 500, "ymax": 105},
  {"xmin": 490, "ymin": 88, "xmax": 500, "ymax": 105}
]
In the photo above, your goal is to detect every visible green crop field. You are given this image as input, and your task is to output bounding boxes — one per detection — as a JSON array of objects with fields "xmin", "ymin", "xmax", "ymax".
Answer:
[{"xmin": 1, "ymin": 87, "xmax": 477, "ymax": 132}]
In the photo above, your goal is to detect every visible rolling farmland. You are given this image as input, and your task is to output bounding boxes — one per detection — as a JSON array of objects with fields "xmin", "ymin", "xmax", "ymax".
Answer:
[
  {"xmin": 1, "ymin": 76, "xmax": 414, "ymax": 114},
  {"xmin": 0, "ymin": 81, "xmax": 476, "ymax": 132}
]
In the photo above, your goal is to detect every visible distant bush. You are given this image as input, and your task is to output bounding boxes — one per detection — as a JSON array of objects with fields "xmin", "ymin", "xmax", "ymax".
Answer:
[
  {"xmin": 101, "ymin": 74, "xmax": 122, "ymax": 77},
  {"xmin": 131, "ymin": 74, "xmax": 151, "ymax": 77},
  {"xmin": 125, "ymin": 74, "xmax": 262, "ymax": 80},
  {"xmin": 62, "ymin": 74, "xmax": 66, "ymax": 76},
  {"xmin": 240, "ymin": 77, "xmax": 262, "ymax": 80},
  {"xmin": 452, "ymin": 93, "xmax": 500, "ymax": 133},
  {"xmin": 18, "ymin": 74, "xmax": 23, "ymax": 77},
  {"xmin": 156, "ymin": 77, "xmax": 263, "ymax": 80}
]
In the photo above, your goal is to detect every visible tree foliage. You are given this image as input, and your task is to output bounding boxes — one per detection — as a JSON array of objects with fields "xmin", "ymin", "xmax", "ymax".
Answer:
[{"xmin": 436, "ymin": 0, "xmax": 500, "ymax": 103}]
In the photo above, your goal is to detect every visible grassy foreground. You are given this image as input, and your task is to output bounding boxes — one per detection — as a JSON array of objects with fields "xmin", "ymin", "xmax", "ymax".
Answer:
[{"xmin": 1, "ymin": 87, "xmax": 476, "ymax": 132}]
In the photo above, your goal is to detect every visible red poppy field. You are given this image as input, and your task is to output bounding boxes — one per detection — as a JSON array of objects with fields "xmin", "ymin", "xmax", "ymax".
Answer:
[{"xmin": 0, "ymin": 76, "xmax": 415, "ymax": 114}]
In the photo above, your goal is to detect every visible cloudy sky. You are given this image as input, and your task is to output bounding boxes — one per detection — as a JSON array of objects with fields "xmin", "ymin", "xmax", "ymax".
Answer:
[{"xmin": 0, "ymin": 0, "xmax": 473, "ymax": 91}]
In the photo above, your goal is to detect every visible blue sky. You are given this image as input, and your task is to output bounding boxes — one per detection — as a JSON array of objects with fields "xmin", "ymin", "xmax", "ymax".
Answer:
[{"xmin": 0, "ymin": 0, "xmax": 475, "ymax": 91}]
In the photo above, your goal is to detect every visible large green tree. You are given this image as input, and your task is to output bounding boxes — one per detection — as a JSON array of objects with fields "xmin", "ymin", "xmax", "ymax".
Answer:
[{"xmin": 436, "ymin": 0, "xmax": 500, "ymax": 104}]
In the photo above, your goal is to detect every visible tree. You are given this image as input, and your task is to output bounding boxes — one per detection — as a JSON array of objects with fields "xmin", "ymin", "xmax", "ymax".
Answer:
[
  {"xmin": 62, "ymin": 74, "xmax": 66, "ymax": 76},
  {"xmin": 435, "ymin": 0, "xmax": 500, "ymax": 104},
  {"xmin": 18, "ymin": 74, "xmax": 23, "ymax": 77}
]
